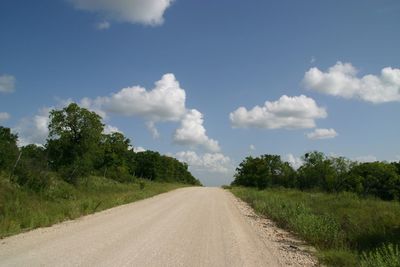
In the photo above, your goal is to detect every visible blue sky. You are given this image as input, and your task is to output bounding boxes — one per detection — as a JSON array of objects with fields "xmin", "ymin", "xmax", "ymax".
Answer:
[{"xmin": 1, "ymin": 0, "xmax": 400, "ymax": 185}]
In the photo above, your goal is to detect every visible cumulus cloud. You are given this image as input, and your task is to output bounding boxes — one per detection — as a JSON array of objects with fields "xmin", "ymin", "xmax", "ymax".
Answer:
[
  {"xmin": 96, "ymin": 20, "xmax": 110, "ymax": 30},
  {"xmin": 103, "ymin": 124, "xmax": 122, "ymax": 134},
  {"xmin": 175, "ymin": 151, "xmax": 232, "ymax": 174},
  {"xmin": 230, "ymin": 95, "xmax": 327, "ymax": 129},
  {"xmin": 303, "ymin": 61, "xmax": 400, "ymax": 103},
  {"xmin": 146, "ymin": 121, "xmax": 160, "ymax": 139},
  {"xmin": 14, "ymin": 108, "xmax": 50, "ymax": 146},
  {"xmin": 307, "ymin": 128, "xmax": 338, "ymax": 140},
  {"xmin": 0, "ymin": 112, "xmax": 10, "ymax": 121},
  {"xmin": 68, "ymin": 0, "xmax": 174, "ymax": 26},
  {"xmin": 174, "ymin": 109, "xmax": 220, "ymax": 152},
  {"xmin": 74, "ymin": 74, "xmax": 220, "ymax": 148},
  {"xmin": 285, "ymin": 154, "xmax": 303, "ymax": 169},
  {"xmin": 82, "ymin": 73, "xmax": 187, "ymax": 138},
  {"xmin": 79, "ymin": 97, "xmax": 107, "ymax": 118},
  {"xmin": 0, "ymin": 74, "xmax": 16, "ymax": 93},
  {"xmin": 134, "ymin": 146, "xmax": 146, "ymax": 153},
  {"xmin": 89, "ymin": 73, "xmax": 186, "ymax": 122}
]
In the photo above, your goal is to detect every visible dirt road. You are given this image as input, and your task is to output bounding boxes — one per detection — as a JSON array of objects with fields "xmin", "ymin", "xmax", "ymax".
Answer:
[{"xmin": 0, "ymin": 187, "xmax": 316, "ymax": 266}]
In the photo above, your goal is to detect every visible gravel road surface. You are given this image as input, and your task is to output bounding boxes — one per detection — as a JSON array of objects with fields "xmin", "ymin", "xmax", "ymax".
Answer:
[{"xmin": 0, "ymin": 187, "xmax": 317, "ymax": 266}]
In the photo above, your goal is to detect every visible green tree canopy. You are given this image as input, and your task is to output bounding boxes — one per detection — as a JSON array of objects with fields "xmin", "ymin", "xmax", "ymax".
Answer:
[
  {"xmin": 350, "ymin": 162, "xmax": 400, "ymax": 200},
  {"xmin": 47, "ymin": 103, "xmax": 104, "ymax": 182},
  {"xmin": 0, "ymin": 126, "xmax": 19, "ymax": 172},
  {"xmin": 100, "ymin": 132, "xmax": 132, "ymax": 182},
  {"xmin": 232, "ymin": 154, "xmax": 294, "ymax": 189}
]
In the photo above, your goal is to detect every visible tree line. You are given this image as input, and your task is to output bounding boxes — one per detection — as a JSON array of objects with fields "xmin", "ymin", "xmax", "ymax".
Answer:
[
  {"xmin": 231, "ymin": 151, "xmax": 400, "ymax": 201},
  {"xmin": 0, "ymin": 103, "xmax": 201, "ymax": 191}
]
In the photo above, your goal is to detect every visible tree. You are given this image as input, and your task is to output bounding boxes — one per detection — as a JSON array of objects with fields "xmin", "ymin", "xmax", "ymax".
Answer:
[
  {"xmin": 392, "ymin": 161, "xmax": 400, "ymax": 176},
  {"xmin": 14, "ymin": 144, "xmax": 49, "ymax": 191},
  {"xmin": 328, "ymin": 156, "xmax": 359, "ymax": 193},
  {"xmin": 133, "ymin": 151, "xmax": 160, "ymax": 181},
  {"xmin": 47, "ymin": 103, "xmax": 104, "ymax": 183},
  {"xmin": 297, "ymin": 151, "xmax": 335, "ymax": 190},
  {"xmin": 100, "ymin": 132, "xmax": 132, "ymax": 182},
  {"xmin": 132, "ymin": 150, "xmax": 201, "ymax": 185},
  {"xmin": 273, "ymin": 161, "xmax": 297, "ymax": 188},
  {"xmin": 0, "ymin": 126, "xmax": 19, "ymax": 172},
  {"xmin": 231, "ymin": 156, "xmax": 261, "ymax": 188},
  {"xmin": 232, "ymin": 154, "xmax": 294, "ymax": 189},
  {"xmin": 350, "ymin": 162, "xmax": 400, "ymax": 200}
]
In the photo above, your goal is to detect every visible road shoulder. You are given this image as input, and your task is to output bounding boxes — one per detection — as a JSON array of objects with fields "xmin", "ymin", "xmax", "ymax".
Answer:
[{"xmin": 227, "ymin": 190, "xmax": 319, "ymax": 267}]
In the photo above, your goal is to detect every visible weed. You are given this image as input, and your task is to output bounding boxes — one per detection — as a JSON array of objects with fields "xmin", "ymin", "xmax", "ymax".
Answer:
[
  {"xmin": 231, "ymin": 187, "xmax": 400, "ymax": 266},
  {"xmin": 0, "ymin": 175, "xmax": 187, "ymax": 238},
  {"xmin": 360, "ymin": 244, "xmax": 400, "ymax": 267}
]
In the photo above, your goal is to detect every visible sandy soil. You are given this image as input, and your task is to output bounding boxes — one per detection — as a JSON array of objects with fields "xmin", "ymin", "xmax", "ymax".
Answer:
[{"xmin": 0, "ymin": 187, "xmax": 318, "ymax": 266}]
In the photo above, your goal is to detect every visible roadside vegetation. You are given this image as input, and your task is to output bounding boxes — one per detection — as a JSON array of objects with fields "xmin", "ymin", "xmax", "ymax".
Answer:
[
  {"xmin": 230, "ymin": 153, "xmax": 400, "ymax": 266},
  {"xmin": 0, "ymin": 103, "xmax": 200, "ymax": 238},
  {"xmin": 0, "ymin": 175, "xmax": 185, "ymax": 238}
]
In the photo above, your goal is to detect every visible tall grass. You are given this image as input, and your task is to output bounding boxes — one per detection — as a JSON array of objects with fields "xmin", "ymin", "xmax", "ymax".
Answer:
[
  {"xmin": 0, "ymin": 174, "xmax": 187, "ymax": 238},
  {"xmin": 230, "ymin": 187, "xmax": 400, "ymax": 266},
  {"xmin": 361, "ymin": 243, "xmax": 400, "ymax": 267}
]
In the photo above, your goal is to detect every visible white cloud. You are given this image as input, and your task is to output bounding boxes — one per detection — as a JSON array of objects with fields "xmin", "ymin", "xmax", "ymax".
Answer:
[
  {"xmin": 175, "ymin": 151, "xmax": 232, "ymax": 174},
  {"xmin": 82, "ymin": 73, "xmax": 187, "ymax": 138},
  {"xmin": 249, "ymin": 144, "xmax": 256, "ymax": 151},
  {"xmin": 307, "ymin": 128, "xmax": 338, "ymax": 140},
  {"xmin": 14, "ymin": 108, "xmax": 50, "ymax": 146},
  {"xmin": 103, "ymin": 124, "xmax": 122, "ymax": 134},
  {"xmin": 285, "ymin": 154, "xmax": 303, "ymax": 169},
  {"xmin": 310, "ymin": 56, "xmax": 316, "ymax": 64},
  {"xmin": 134, "ymin": 146, "xmax": 146, "ymax": 153},
  {"xmin": 0, "ymin": 112, "xmax": 10, "ymax": 121},
  {"xmin": 72, "ymin": 74, "xmax": 221, "ymax": 149},
  {"xmin": 79, "ymin": 97, "xmax": 107, "ymax": 118},
  {"xmin": 174, "ymin": 109, "xmax": 220, "ymax": 152},
  {"xmin": 0, "ymin": 74, "xmax": 16, "ymax": 93},
  {"xmin": 96, "ymin": 20, "xmax": 110, "ymax": 30},
  {"xmin": 354, "ymin": 155, "xmax": 377, "ymax": 162},
  {"xmin": 230, "ymin": 95, "xmax": 327, "ymax": 129},
  {"xmin": 303, "ymin": 61, "xmax": 400, "ymax": 103},
  {"xmin": 68, "ymin": 0, "xmax": 174, "ymax": 26},
  {"xmin": 89, "ymin": 73, "xmax": 186, "ymax": 122},
  {"xmin": 146, "ymin": 121, "xmax": 160, "ymax": 139}
]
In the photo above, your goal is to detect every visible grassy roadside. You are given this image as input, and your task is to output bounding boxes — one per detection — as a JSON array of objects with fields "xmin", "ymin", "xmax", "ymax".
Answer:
[
  {"xmin": 0, "ymin": 174, "xmax": 188, "ymax": 238},
  {"xmin": 230, "ymin": 187, "xmax": 400, "ymax": 267}
]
